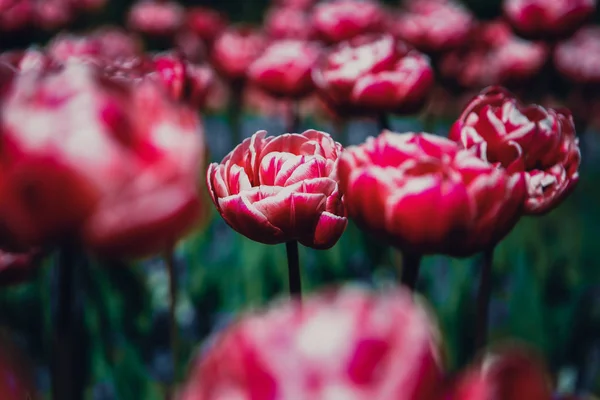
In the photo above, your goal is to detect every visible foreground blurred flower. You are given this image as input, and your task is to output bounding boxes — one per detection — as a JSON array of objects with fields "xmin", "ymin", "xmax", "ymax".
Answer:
[
  {"xmin": 450, "ymin": 86, "xmax": 580, "ymax": 215},
  {"xmin": 313, "ymin": 34, "xmax": 433, "ymax": 117},
  {"xmin": 313, "ymin": 0, "xmax": 386, "ymax": 44},
  {"xmin": 448, "ymin": 346, "xmax": 552, "ymax": 400},
  {"xmin": 248, "ymin": 40, "xmax": 321, "ymax": 99},
  {"xmin": 207, "ymin": 129, "xmax": 346, "ymax": 249},
  {"xmin": 127, "ymin": 0, "xmax": 184, "ymax": 38},
  {"xmin": 503, "ymin": 0, "xmax": 596, "ymax": 40},
  {"xmin": 0, "ymin": 63, "xmax": 206, "ymax": 256},
  {"xmin": 180, "ymin": 285, "xmax": 442, "ymax": 399},
  {"xmin": 211, "ymin": 26, "xmax": 267, "ymax": 84},
  {"xmin": 555, "ymin": 26, "xmax": 600, "ymax": 85},
  {"xmin": 392, "ymin": 0, "xmax": 474, "ymax": 54},
  {"xmin": 338, "ymin": 132, "xmax": 525, "ymax": 257},
  {"xmin": 264, "ymin": 7, "xmax": 315, "ymax": 40}
]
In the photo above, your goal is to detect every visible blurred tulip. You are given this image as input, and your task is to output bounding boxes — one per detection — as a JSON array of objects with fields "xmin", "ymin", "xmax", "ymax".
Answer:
[
  {"xmin": 248, "ymin": 39, "xmax": 321, "ymax": 99},
  {"xmin": 185, "ymin": 6, "xmax": 227, "ymax": 46},
  {"xmin": 207, "ymin": 129, "xmax": 347, "ymax": 249},
  {"xmin": 211, "ymin": 26, "xmax": 267, "ymax": 83},
  {"xmin": 180, "ymin": 285, "xmax": 443, "ymax": 400},
  {"xmin": 555, "ymin": 26, "xmax": 600, "ymax": 85},
  {"xmin": 174, "ymin": 30, "xmax": 208, "ymax": 63},
  {"xmin": 313, "ymin": 0, "xmax": 387, "ymax": 44},
  {"xmin": 313, "ymin": 34, "xmax": 434, "ymax": 117},
  {"xmin": 127, "ymin": 0, "xmax": 184, "ymax": 37},
  {"xmin": 0, "ymin": 0, "xmax": 33, "ymax": 32},
  {"xmin": 89, "ymin": 27, "xmax": 143, "ymax": 59},
  {"xmin": 450, "ymin": 86, "xmax": 580, "ymax": 215},
  {"xmin": 274, "ymin": 0, "xmax": 316, "ymax": 10},
  {"xmin": 439, "ymin": 21, "xmax": 547, "ymax": 89},
  {"xmin": 392, "ymin": 0, "xmax": 474, "ymax": 53},
  {"xmin": 0, "ymin": 48, "xmax": 51, "ymax": 74},
  {"xmin": 264, "ymin": 7, "xmax": 316, "ymax": 40},
  {"xmin": 0, "ymin": 63, "xmax": 206, "ymax": 256},
  {"xmin": 83, "ymin": 82, "xmax": 205, "ymax": 258},
  {"xmin": 503, "ymin": 0, "xmax": 596, "ymax": 40},
  {"xmin": 448, "ymin": 346, "xmax": 553, "ymax": 400},
  {"xmin": 338, "ymin": 132, "xmax": 526, "ymax": 256},
  {"xmin": 243, "ymin": 84, "xmax": 288, "ymax": 117},
  {"xmin": 34, "ymin": 0, "xmax": 72, "ymax": 31}
]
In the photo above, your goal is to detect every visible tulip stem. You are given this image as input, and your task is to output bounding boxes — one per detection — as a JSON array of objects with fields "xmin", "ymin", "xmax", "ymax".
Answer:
[
  {"xmin": 378, "ymin": 114, "xmax": 391, "ymax": 132},
  {"xmin": 286, "ymin": 100, "xmax": 301, "ymax": 133},
  {"xmin": 475, "ymin": 246, "xmax": 495, "ymax": 351},
  {"xmin": 164, "ymin": 246, "xmax": 179, "ymax": 386},
  {"xmin": 52, "ymin": 241, "xmax": 85, "ymax": 400},
  {"xmin": 400, "ymin": 251, "xmax": 422, "ymax": 291},
  {"xmin": 285, "ymin": 240, "xmax": 302, "ymax": 299}
]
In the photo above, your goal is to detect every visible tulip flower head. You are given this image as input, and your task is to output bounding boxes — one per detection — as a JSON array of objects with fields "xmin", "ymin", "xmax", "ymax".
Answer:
[
  {"xmin": 264, "ymin": 7, "xmax": 316, "ymax": 40},
  {"xmin": 248, "ymin": 39, "xmax": 321, "ymax": 99},
  {"xmin": 392, "ymin": 0, "xmax": 475, "ymax": 53},
  {"xmin": 555, "ymin": 26, "xmax": 600, "ymax": 86},
  {"xmin": 450, "ymin": 87, "xmax": 580, "ymax": 215},
  {"xmin": 180, "ymin": 285, "xmax": 443, "ymax": 400},
  {"xmin": 127, "ymin": 0, "xmax": 184, "ymax": 37},
  {"xmin": 338, "ymin": 132, "xmax": 526, "ymax": 256},
  {"xmin": 184, "ymin": 7, "xmax": 228, "ymax": 45},
  {"xmin": 313, "ymin": 34, "xmax": 434, "ymax": 117},
  {"xmin": 207, "ymin": 129, "xmax": 347, "ymax": 249},
  {"xmin": 211, "ymin": 26, "xmax": 267, "ymax": 83},
  {"xmin": 313, "ymin": 0, "xmax": 387, "ymax": 44},
  {"xmin": 503, "ymin": 0, "xmax": 596, "ymax": 40}
]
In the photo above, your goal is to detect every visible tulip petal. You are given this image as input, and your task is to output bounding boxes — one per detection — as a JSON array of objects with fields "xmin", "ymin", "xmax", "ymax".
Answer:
[{"xmin": 304, "ymin": 211, "xmax": 347, "ymax": 249}]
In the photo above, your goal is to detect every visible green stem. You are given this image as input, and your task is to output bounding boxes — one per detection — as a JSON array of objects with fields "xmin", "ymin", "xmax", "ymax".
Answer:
[{"xmin": 285, "ymin": 241, "xmax": 302, "ymax": 299}]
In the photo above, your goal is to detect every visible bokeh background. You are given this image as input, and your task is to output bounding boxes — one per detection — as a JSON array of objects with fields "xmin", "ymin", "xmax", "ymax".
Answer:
[{"xmin": 1, "ymin": 0, "xmax": 600, "ymax": 398}]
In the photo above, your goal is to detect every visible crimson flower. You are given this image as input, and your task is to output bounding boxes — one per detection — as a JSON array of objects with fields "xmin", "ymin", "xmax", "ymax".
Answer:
[
  {"xmin": 185, "ymin": 7, "xmax": 227, "ymax": 46},
  {"xmin": 312, "ymin": 0, "xmax": 387, "ymax": 44},
  {"xmin": 0, "ymin": 63, "xmax": 206, "ymax": 257},
  {"xmin": 555, "ymin": 26, "xmax": 600, "ymax": 85},
  {"xmin": 450, "ymin": 87, "xmax": 580, "ymax": 215},
  {"xmin": 264, "ymin": 7, "xmax": 316, "ymax": 40},
  {"xmin": 439, "ymin": 21, "xmax": 547, "ymax": 89},
  {"xmin": 207, "ymin": 129, "xmax": 347, "ymax": 249},
  {"xmin": 503, "ymin": 0, "xmax": 596, "ymax": 40},
  {"xmin": 248, "ymin": 40, "xmax": 321, "ymax": 99},
  {"xmin": 313, "ymin": 34, "xmax": 433, "ymax": 117},
  {"xmin": 338, "ymin": 132, "xmax": 526, "ymax": 257},
  {"xmin": 274, "ymin": 0, "xmax": 315, "ymax": 10},
  {"xmin": 180, "ymin": 285, "xmax": 442, "ymax": 400},
  {"xmin": 127, "ymin": 0, "xmax": 184, "ymax": 37},
  {"xmin": 211, "ymin": 26, "xmax": 267, "ymax": 83},
  {"xmin": 448, "ymin": 346, "xmax": 552, "ymax": 400},
  {"xmin": 392, "ymin": 0, "xmax": 475, "ymax": 53}
]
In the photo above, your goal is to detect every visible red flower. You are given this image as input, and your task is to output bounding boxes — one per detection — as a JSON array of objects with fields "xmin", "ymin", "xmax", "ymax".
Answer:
[
  {"xmin": 555, "ymin": 26, "xmax": 600, "ymax": 85},
  {"xmin": 248, "ymin": 40, "xmax": 321, "ymax": 99},
  {"xmin": 89, "ymin": 27, "xmax": 143, "ymax": 60},
  {"xmin": 313, "ymin": 34, "xmax": 433, "ymax": 117},
  {"xmin": 392, "ymin": 0, "xmax": 474, "ymax": 53},
  {"xmin": 180, "ymin": 285, "xmax": 442, "ymax": 400},
  {"xmin": 447, "ymin": 346, "xmax": 552, "ymax": 400},
  {"xmin": 207, "ymin": 129, "xmax": 347, "ymax": 249},
  {"xmin": 312, "ymin": 0, "xmax": 387, "ymax": 44},
  {"xmin": 0, "ymin": 63, "xmax": 206, "ymax": 256},
  {"xmin": 274, "ymin": 0, "xmax": 315, "ymax": 10},
  {"xmin": 503, "ymin": 0, "xmax": 596, "ymax": 40},
  {"xmin": 450, "ymin": 87, "xmax": 580, "ymax": 215},
  {"xmin": 127, "ymin": 0, "xmax": 184, "ymax": 37},
  {"xmin": 338, "ymin": 132, "xmax": 526, "ymax": 256},
  {"xmin": 34, "ymin": 0, "xmax": 72, "ymax": 31},
  {"xmin": 0, "ymin": 0, "xmax": 33, "ymax": 32},
  {"xmin": 264, "ymin": 7, "xmax": 316, "ymax": 40},
  {"xmin": 439, "ymin": 21, "xmax": 547, "ymax": 89},
  {"xmin": 185, "ymin": 7, "xmax": 227, "ymax": 45},
  {"xmin": 211, "ymin": 26, "xmax": 267, "ymax": 83}
]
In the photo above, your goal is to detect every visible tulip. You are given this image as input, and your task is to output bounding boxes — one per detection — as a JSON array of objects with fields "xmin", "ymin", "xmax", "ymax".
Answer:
[
  {"xmin": 312, "ymin": 34, "xmax": 434, "ymax": 119},
  {"xmin": 449, "ymin": 86, "xmax": 580, "ymax": 215},
  {"xmin": 448, "ymin": 346, "xmax": 553, "ymax": 400},
  {"xmin": 127, "ymin": 0, "xmax": 184, "ymax": 38},
  {"xmin": 312, "ymin": 0, "xmax": 387, "ymax": 44},
  {"xmin": 0, "ymin": 1, "xmax": 32, "ymax": 32},
  {"xmin": 264, "ymin": 7, "xmax": 316, "ymax": 40},
  {"xmin": 184, "ymin": 6, "xmax": 227, "ymax": 46},
  {"xmin": 503, "ymin": 0, "xmax": 596, "ymax": 40},
  {"xmin": 211, "ymin": 26, "xmax": 267, "ymax": 84},
  {"xmin": 207, "ymin": 129, "xmax": 347, "ymax": 296},
  {"xmin": 274, "ymin": 0, "xmax": 316, "ymax": 10},
  {"xmin": 392, "ymin": 0, "xmax": 475, "ymax": 54},
  {"xmin": 180, "ymin": 285, "xmax": 443, "ymax": 400},
  {"xmin": 555, "ymin": 26, "xmax": 600, "ymax": 85}
]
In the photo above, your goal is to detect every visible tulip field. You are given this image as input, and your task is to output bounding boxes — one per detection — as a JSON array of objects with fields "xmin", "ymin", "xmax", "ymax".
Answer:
[{"xmin": 1, "ymin": 0, "xmax": 600, "ymax": 399}]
